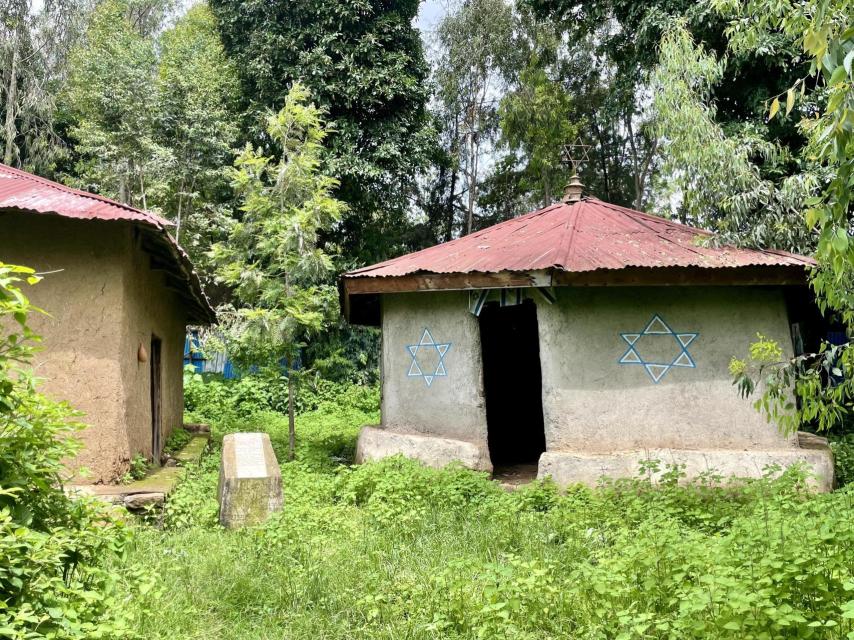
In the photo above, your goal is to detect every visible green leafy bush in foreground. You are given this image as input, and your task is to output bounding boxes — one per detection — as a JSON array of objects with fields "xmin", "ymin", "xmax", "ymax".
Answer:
[
  {"xmin": 123, "ymin": 381, "xmax": 854, "ymax": 640},
  {"xmin": 830, "ymin": 434, "xmax": 854, "ymax": 488},
  {"xmin": 0, "ymin": 263, "xmax": 153, "ymax": 639}
]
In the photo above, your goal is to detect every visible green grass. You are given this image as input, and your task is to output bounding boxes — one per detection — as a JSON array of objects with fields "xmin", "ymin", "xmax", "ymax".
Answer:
[{"xmin": 120, "ymin": 385, "xmax": 854, "ymax": 639}]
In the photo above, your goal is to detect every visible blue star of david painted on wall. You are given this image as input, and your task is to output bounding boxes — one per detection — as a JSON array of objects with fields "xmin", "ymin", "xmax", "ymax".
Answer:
[
  {"xmin": 406, "ymin": 328, "xmax": 452, "ymax": 387},
  {"xmin": 618, "ymin": 314, "xmax": 699, "ymax": 384}
]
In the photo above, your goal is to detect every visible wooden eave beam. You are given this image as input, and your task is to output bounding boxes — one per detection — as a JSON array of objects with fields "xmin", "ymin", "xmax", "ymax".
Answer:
[
  {"xmin": 341, "ymin": 265, "xmax": 810, "ymax": 327},
  {"xmin": 342, "ymin": 265, "xmax": 808, "ymax": 298},
  {"xmin": 342, "ymin": 270, "xmax": 551, "ymax": 296}
]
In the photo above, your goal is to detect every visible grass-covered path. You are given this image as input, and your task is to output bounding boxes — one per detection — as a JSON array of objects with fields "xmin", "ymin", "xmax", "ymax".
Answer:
[{"xmin": 121, "ymin": 385, "xmax": 854, "ymax": 639}]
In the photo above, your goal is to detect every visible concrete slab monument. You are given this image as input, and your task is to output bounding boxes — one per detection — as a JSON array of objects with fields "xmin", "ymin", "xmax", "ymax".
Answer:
[{"xmin": 218, "ymin": 432, "xmax": 283, "ymax": 528}]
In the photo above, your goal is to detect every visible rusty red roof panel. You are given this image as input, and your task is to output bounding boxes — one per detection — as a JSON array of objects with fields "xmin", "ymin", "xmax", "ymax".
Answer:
[
  {"xmin": 0, "ymin": 163, "xmax": 173, "ymax": 227},
  {"xmin": 0, "ymin": 163, "xmax": 215, "ymax": 323},
  {"xmin": 346, "ymin": 197, "xmax": 814, "ymax": 278}
]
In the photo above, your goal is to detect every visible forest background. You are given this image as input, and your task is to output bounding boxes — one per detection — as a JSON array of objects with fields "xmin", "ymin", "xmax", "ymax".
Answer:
[{"xmin": 2, "ymin": 0, "xmax": 851, "ymax": 398}]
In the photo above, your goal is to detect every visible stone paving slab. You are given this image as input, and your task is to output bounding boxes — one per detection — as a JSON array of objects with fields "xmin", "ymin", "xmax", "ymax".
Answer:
[
  {"xmin": 174, "ymin": 434, "xmax": 209, "ymax": 464},
  {"xmin": 66, "ymin": 433, "xmax": 210, "ymax": 509}
]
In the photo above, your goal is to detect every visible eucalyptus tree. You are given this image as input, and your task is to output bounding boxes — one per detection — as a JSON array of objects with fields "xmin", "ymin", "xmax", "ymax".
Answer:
[
  {"xmin": 0, "ymin": 0, "xmax": 88, "ymax": 173},
  {"xmin": 64, "ymin": 0, "xmax": 162, "ymax": 207},
  {"xmin": 710, "ymin": 0, "xmax": 854, "ymax": 321},
  {"xmin": 209, "ymin": 84, "xmax": 345, "ymax": 460},
  {"xmin": 524, "ymin": 0, "xmax": 808, "ymax": 212},
  {"xmin": 663, "ymin": 0, "xmax": 854, "ymax": 435},
  {"xmin": 650, "ymin": 22, "xmax": 818, "ymax": 252},
  {"xmin": 433, "ymin": 0, "xmax": 515, "ymax": 235},
  {"xmin": 493, "ymin": 6, "xmax": 582, "ymax": 212},
  {"xmin": 153, "ymin": 4, "xmax": 240, "ymax": 265},
  {"xmin": 497, "ymin": 62, "xmax": 579, "ymax": 209},
  {"xmin": 63, "ymin": 1, "xmax": 239, "ymax": 269}
]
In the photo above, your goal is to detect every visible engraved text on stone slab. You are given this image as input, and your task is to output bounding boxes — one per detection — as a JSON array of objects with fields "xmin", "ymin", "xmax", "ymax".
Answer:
[{"xmin": 233, "ymin": 432, "xmax": 267, "ymax": 479}]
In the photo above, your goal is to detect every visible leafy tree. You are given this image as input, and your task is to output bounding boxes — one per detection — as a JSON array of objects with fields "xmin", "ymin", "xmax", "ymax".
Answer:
[
  {"xmin": 524, "ymin": 0, "xmax": 807, "ymax": 211},
  {"xmin": 711, "ymin": 0, "xmax": 854, "ymax": 322},
  {"xmin": 153, "ymin": 4, "xmax": 241, "ymax": 264},
  {"xmin": 63, "ymin": 1, "xmax": 240, "ymax": 268},
  {"xmin": 208, "ymin": 0, "xmax": 433, "ymax": 264},
  {"xmin": 209, "ymin": 84, "xmax": 345, "ymax": 460},
  {"xmin": 650, "ymin": 21, "xmax": 819, "ymax": 251},
  {"xmin": 433, "ymin": 0, "xmax": 515, "ymax": 235},
  {"xmin": 63, "ymin": 0, "xmax": 163, "ymax": 207},
  {"xmin": 495, "ymin": 7, "xmax": 581, "ymax": 211},
  {"xmin": 0, "ymin": 0, "xmax": 88, "ymax": 174},
  {"xmin": 705, "ymin": 0, "xmax": 854, "ymax": 434},
  {"xmin": 497, "ymin": 63, "xmax": 579, "ymax": 208}
]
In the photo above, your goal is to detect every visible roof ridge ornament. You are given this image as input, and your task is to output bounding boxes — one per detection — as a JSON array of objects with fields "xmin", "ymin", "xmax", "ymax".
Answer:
[{"xmin": 560, "ymin": 139, "xmax": 591, "ymax": 204}]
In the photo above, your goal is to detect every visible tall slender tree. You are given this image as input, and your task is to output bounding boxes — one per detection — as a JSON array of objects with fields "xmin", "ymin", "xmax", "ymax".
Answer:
[
  {"xmin": 63, "ymin": 1, "xmax": 240, "ymax": 269},
  {"xmin": 433, "ymin": 0, "xmax": 515, "ymax": 235},
  {"xmin": 0, "ymin": 0, "xmax": 88, "ymax": 174},
  {"xmin": 209, "ymin": 84, "xmax": 345, "ymax": 460}
]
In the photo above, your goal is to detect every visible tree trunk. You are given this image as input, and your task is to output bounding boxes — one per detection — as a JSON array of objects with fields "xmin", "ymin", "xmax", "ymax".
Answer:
[
  {"xmin": 139, "ymin": 168, "xmax": 147, "ymax": 210},
  {"xmin": 175, "ymin": 177, "xmax": 185, "ymax": 244},
  {"xmin": 465, "ymin": 127, "xmax": 478, "ymax": 235},
  {"xmin": 543, "ymin": 171, "xmax": 551, "ymax": 208},
  {"xmin": 4, "ymin": 27, "xmax": 20, "ymax": 166},
  {"xmin": 288, "ymin": 369, "xmax": 295, "ymax": 461},
  {"xmin": 445, "ymin": 115, "xmax": 460, "ymax": 242},
  {"xmin": 592, "ymin": 118, "xmax": 610, "ymax": 200}
]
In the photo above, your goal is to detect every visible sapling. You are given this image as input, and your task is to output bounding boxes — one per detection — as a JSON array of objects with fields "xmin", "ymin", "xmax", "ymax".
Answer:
[{"xmin": 210, "ymin": 83, "xmax": 344, "ymax": 460}]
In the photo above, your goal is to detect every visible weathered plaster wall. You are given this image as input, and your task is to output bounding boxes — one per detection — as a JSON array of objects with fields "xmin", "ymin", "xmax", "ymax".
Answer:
[
  {"xmin": 1, "ymin": 212, "xmax": 188, "ymax": 482},
  {"xmin": 1, "ymin": 213, "xmax": 131, "ymax": 481},
  {"xmin": 537, "ymin": 286, "xmax": 796, "ymax": 453},
  {"xmin": 380, "ymin": 291, "xmax": 488, "ymax": 450},
  {"xmin": 120, "ymin": 228, "xmax": 187, "ymax": 462}
]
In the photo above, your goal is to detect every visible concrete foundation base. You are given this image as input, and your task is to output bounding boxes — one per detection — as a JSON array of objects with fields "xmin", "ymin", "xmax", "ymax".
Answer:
[
  {"xmin": 538, "ymin": 445, "xmax": 834, "ymax": 491},
  {"xmin": 356, "ymin": 426, "xmax": 492, "ymax": 472}
]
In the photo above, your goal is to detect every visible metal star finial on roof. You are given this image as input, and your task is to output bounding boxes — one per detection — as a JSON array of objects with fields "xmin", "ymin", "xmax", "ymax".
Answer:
[{"xmin": 560, "ymin": 138, "xmax": 592, "ymax": 175}]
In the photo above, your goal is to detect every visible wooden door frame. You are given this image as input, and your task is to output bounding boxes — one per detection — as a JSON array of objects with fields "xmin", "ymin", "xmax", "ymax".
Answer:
[{"xmin": 150, "ymin": 334, "xmax": 162, "ymax": 461}]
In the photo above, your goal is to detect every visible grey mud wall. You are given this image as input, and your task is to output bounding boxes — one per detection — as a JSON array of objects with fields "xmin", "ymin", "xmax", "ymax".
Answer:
[
  {"xmin": 357, "ymin": 291, "xmax": 491, "ymax": 471},
  {"xmin": 1, "ymin": 213, "xmax": 187, "ymax": 483},
  {"xmin": 356, "ymin": 284, "xmax": 834, "ymax": 489}
]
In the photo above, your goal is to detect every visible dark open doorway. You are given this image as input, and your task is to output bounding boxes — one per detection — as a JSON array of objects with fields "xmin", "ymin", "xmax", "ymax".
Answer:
[
  {"xmin": 479, "ymin": 299, "xmax": 546, "ymax": 470},
  {"xmin": 150, "ymin": 335, "xmax": 162, "ymax": 461}
]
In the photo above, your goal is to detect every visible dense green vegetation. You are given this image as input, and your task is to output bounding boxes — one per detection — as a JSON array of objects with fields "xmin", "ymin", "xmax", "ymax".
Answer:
[
  {"xmin": 2, "ymin": 0, "xmax": 852, "ymax": 423},
  {"xmin": 2, "ymin": 0, "xmax": 854, "ymax": 636},
  {"xmin": 0, "ymin": 264, "xmax": 152, "ymax": 639},
  {"xmin": 116, "ymin": 377, "xmax": 854, "ymax": 639}
]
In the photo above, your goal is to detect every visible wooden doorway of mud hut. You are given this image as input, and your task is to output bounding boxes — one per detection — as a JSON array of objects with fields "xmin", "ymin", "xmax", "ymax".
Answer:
[{"xmin": 479, "ymin": 299, "xmax": 546, "ymax": 472}]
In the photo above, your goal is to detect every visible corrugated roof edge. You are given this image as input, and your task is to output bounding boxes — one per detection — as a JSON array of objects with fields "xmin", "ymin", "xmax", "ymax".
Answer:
[
  {"xmin": 588, "ymin": 198, "xmax": 816, "ymax": 267},
  {"xmin": 0, "ymin": 164, "xmax": 215, "ymax": 324},
  {"xmin": 0, "ymin": 163, "xmax": 175, "ymax": 226},
  {"xmin": 343, "ymin": 197, "xmax": 815, "ymax": 278}
]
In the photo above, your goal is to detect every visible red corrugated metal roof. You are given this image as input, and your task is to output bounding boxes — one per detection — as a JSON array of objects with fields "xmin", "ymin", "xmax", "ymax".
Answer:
[
  {"xmin": 346, "ymin": 197, "xmax": 814, "ymax": 278},
  {"xmin": 0, "ymin": 163, "xmax": 173, "ymax": 227},
  {"xmin": 0, "ymin": 163, "xmax": 215, "ymax": 323}
]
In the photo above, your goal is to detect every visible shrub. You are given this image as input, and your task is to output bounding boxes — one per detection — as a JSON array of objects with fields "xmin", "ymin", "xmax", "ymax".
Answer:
[
  {"xmin": 128, "ymin": 369, "xmax": 854, "ymax": 639},
  {"xmin": 163, "ymin": 426, "xmax": 192, "ymax": 455},
  {"xmin": 120, "ymin": 454, "xmax": 150, "ymax": 484},
  {"xmin": 0, "ymin": 263, "xmax": 154, "ymax": 638},
  {"xmin": 183, "ymin": 367, "xmax": 374, "ymax": 421},
  {"xmin": 830, "ymin": 433, "xmax": 854, "ymax": 487}
]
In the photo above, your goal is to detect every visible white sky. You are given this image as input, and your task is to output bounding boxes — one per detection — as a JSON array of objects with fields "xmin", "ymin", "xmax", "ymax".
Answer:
[{"xmin": 414, "ymin": 0, "xmax": 447, "ymax": 36}]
